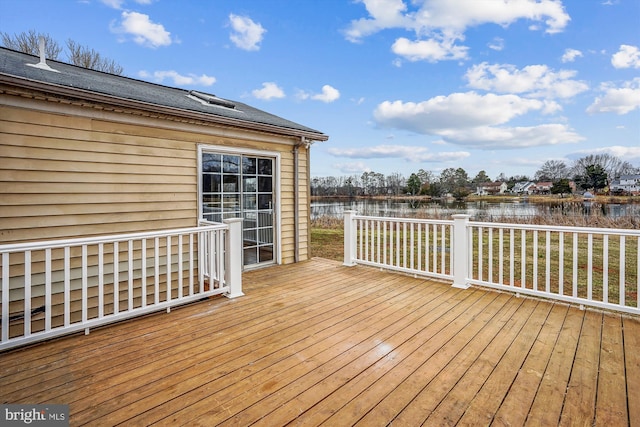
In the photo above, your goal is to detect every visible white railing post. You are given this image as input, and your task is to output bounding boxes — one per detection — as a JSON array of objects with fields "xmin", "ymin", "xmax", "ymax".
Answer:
[
  {"xmin": 452, "ymin": 214, "xmax": 471, "ymax": 289},
  {"xmin": 344, "ymin": 210, "xmax": 357, "ymax": 266},
  {"xmin": 223, "ymin": 218, "xmax": 244, "ymax": 298}
]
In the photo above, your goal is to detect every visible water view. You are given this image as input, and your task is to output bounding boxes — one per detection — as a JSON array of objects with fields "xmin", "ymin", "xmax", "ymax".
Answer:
[{"xmin": 311, "ymin": 198, "xmax": 640, "ymax": 221}]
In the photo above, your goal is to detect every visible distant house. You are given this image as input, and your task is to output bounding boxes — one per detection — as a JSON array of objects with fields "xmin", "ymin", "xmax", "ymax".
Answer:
[
  {"xmin": 512, "ymin": 181, "xmax": 536, "ymax": 195},
  {"xmin": 534, "ymin": 181, "xmax": 553, "ymax": 194},
  {"xmin": 610, "ymin": 174, "xmax": 640, "ymax": 195},
  {"xmin": 476, "ymin": 181, "xmax": 508, "ymax": 195},
  {"xmin": 0, "ymin": 47, "xmax": 328, "ymax": 267},
  {"xmin": 569, "ymin": 180, "xmax": 577, "ymax": 194}
]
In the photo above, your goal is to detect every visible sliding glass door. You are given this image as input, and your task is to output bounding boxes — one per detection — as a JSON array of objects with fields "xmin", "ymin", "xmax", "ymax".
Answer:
[{"xmin": 201, "ymin": 150, "xmax": 276, "ymax": 267}]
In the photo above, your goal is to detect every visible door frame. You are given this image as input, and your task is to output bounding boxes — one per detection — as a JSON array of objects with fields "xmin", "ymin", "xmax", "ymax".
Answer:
[{"xmin": 197, "ymin": 144, "xmax": 282, "ymax": 267}]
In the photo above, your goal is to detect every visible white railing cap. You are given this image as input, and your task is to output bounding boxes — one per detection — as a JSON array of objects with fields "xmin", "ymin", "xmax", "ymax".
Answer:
[{"xmin": 0, "ymin": 224, "xmax": 228, "ymax": 253}]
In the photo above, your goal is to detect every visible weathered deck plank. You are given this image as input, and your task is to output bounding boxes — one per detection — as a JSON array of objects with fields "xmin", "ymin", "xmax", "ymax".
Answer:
[
  {"xmin": 0, "ymin": 258, "xmax": 637, "ymax": 426},
  {"xmin": 524, "ymin": 306, "xmax": 584, "ymax": 426},
  {"xmin": 559, "ymin": 309, "xmax": 603, "ymax": 426},
  {"xmin": 624, "ymin": 316, "xmax": 640, "ymax": 427},
  {"xmin": 595, "ymin": 314, "xmax": 628, "ymax": 425}
]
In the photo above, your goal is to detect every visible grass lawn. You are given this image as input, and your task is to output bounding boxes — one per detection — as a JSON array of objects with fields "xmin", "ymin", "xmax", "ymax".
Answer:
[
  {"xmin": 310, "ymin": 227, "xmax": 344, "ymax": 262},
  {"xmin": 310, "ymin": 218, "xmax": 638, "ymax": 308}
]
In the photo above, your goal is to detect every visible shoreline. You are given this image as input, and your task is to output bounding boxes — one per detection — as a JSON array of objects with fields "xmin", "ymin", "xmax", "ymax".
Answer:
[{"xmin": 311, "ymin": 194, "xmax": 640, "ymax": 204}]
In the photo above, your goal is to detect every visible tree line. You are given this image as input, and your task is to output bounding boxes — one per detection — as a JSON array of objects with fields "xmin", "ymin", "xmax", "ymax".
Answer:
[{"xmin": 311, "ymin": 154, "xmax": 639, "ymax": 198}]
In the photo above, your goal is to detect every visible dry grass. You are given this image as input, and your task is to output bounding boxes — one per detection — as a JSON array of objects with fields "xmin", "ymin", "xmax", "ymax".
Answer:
[
  {"xmin": 312, "ymin": 206, "xmax": 640, "ymax": 229},
  {"xmin": 310, "ymin": 209, "xmax": 640, "ymax": 263},
  {"xmin": 310, "ymin": 227, "xmax": 344, "ymax": 261}
]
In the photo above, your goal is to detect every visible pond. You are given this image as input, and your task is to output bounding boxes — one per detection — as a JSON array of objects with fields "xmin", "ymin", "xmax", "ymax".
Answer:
[{"xmin": 311, "ymin": 198, "xmax": 640, "ymax": 220}]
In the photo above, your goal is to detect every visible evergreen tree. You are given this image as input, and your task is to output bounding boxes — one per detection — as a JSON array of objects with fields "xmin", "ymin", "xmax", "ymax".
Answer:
[
  {"xmin": 406, "ymin": 173, "xmax": 421, "ymax": 196},
  {"xmin": 574, "ymin": 164, "xmax": 608, "ymax": 192},
  {"xmin": 550, "ymin": 179, "xmax": 572, "ymax": 197}
]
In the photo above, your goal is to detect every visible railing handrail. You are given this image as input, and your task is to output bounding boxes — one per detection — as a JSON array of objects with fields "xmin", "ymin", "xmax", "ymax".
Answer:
[
  {"xmin": 0, "ymin": 224, "xmax": 229, "ymax": 253},
  {"xmin": 351, "ymin": 214, "xmax": 640, "ymax": 237},
  {"xmin": 1, "ymin": 221, "xmax": 243, "ymax": 350},
  {"xmin": 470, "ymin": 220, "xmax": 640, "ymax": 236},
  {"xmin": 344, "ymin": 211, "xmax": 640, "ymax": 315},
  {"xmin": 352, "ymin": 214, "xmax": 453, "ymax": 225}
]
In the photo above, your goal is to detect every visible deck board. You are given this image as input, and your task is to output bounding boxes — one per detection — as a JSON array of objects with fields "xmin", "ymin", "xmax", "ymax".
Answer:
[
  {"xmin": 524, "ymin": 306, "xmax": 583, "ymax": 426},
  {"xmin": 559, "ymin": 309, "xmax": 602, "ymax": 426},
  {"xmin": 0, "ymin": 257, "xmax": 637, "ymax": 426},
  {"xmin": 595, "ymin": 314, "xmax": 627, "ymax": 425},
  {"xmin": 624, "ymin": 316, "xmax": 640, "ymax": 427}
]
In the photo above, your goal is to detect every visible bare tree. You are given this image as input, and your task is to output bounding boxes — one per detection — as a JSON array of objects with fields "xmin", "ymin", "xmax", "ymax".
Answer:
[
  {"xmin": 570, "ymin": 154, "xmax": 635, "ymax": 182},
  {"xmin": 1, "ymin": 29, "xmax": 62, "ymax": 59},
  {"xmin": 66, "ymin": 39, "xmax": 124, "ymax": 74},
  {"xmin": 416, "ymin": 168, "xmax": 433, "ymax": 185},
  {"xmin": 534, "ymin": 160, "xmax": 569, "ymax": 181},
  {"xmin": 387, "ymin": 172, "xmax": 405, "ymax": 196},
  {"xmin": 1, "ymin": 30, "xmax": 123, "ymax": 75}
]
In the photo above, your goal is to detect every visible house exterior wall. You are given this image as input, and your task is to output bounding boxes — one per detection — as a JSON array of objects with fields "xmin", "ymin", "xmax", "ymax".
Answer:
[
  {"xmin": 611, "ymin": 175, "xmax": 640, "ymax": 195},
  {"xmin": 0, "ymin": 90, "xmax": 310, "ymax": 265}
]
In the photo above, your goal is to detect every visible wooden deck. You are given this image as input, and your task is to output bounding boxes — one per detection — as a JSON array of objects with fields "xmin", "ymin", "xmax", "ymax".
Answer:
[{"xmin": 1, "ymin": 257, "xmax": 638, "ymax": 426}]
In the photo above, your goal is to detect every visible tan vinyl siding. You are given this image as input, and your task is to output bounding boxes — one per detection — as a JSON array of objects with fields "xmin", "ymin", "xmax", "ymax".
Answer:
[
  {"xmin": 0, "ymin": 96, "xmax": 312, "ymax": 264},
  {"xmin": 1, "ymin": 83, "xmax": 319, "ymax": 336},
  {"xmin": 0, "ymin": 105, "xmax": 196, "ymax": 243}
]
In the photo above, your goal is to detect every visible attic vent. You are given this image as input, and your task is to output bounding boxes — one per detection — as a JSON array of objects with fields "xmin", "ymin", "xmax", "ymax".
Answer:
[
  {"xmin": 189, "ymin": 90, "xmax": 235, "ymax": 109},
  {"xmin": 26, "ymin": 36, "xmax": 59, "ymax": 73}
]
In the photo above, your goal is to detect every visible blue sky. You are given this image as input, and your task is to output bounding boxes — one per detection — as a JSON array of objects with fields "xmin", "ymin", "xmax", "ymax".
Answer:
[{"xmin": 1, "ymin": 0, "xmax": 638, "ymax": 180}]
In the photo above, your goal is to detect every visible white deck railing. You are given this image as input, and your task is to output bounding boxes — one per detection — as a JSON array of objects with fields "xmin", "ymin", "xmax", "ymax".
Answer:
[
  {"xmin": 0, "ymin": 219, "xmax": 243, "ymax": 351},
  {"xmin": 343, "ymin": 211, "xmax": 454, "ymax": 281},
  {"xmin": 344, "ymin": 211, "xmax": 640, "ymax": 315}
]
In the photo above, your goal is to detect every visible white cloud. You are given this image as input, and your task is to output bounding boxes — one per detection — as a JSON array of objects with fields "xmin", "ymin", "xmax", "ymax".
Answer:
[
  {"xmin": 422, "ymin": 0, "xmax": 570, "ymax": 34},
  {"xmin": 139, "ymin": 70, "xmax": 215, "ymax": 86},
  {"xmin": 328, "ymin": 145, "xmax": 470, "ymax": 163},
  {"xmin": 112, "ymin": 11, "xmax": 172, "ymax": 48},
  {"xmin": 561, "ymin": 48, "xmax": 583, "ymax": 63},
  {"xmin": 345, "ymin": 0, "xmax": 570, "ymax": 62},
  {"xmin": 465, "ymin": 62, "xmax": 588, "ymax": 99},
  {"xmin": 251, "ymin": 82, "xmax": 285, "ymax": 100},
  {"xmin": 493, "ymin": 156, "xmax": 551, "ymax": 169},
  {"xmin": 344, "ymin": 0, "xmax": 411, "ymax": 43},
  {"xmin": 587, "ymin": 78, "xmax": 640, "ymax": 115},
  {"xmin": 346, "ymin": 0, "xmax": 570, "ymax": 40},
  {"xmin": 101, "ymin": 0, "xmax": 125, "ymax": 8},
  {"xmin": 438, "ymin": 124, "xmax": 583, "ymax": 148},
  {"xmin": 488, "ymin": 37, "xmax": 504, "ymax": 51},
  {"xmin": 333, "ymin": 162, "xmax": 371, "ymax": 174},
  {"xmin": 229, "ymin": 14, "xmax": 266, "ymax": 51},
  {"xmin": 101, "ymin": 0, "xmax": 154, "ymax": 6},
  {"xmin": 298, "ymin": 85, "xmax": 341, "ymax": 103},
  {"xmin": 313, "ymin": 85, "xmax": 340, "ymax": 103},
  {"xmin": 391, "ymin": 37, "xmax": 468, "ymax": 62},
  {"xmin": 375, "ymin": 92, "xmax": 552, "ymax": 132},
  {"xmin": 611, "ymin": 44, "xmax": 640, "ymax": 69},
  {"xmin": 373, "ymin": 92, "xmax": 582, "ymax": 149},
  {"xmin": 571, "ymin": 145, "xmax": 640, "ymax": 160}
]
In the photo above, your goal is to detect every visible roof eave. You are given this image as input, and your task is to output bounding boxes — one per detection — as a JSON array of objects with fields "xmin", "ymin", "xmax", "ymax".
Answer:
[{"xmin": 0, "ymin": 73, "xmax": 329, "ymax": 142}]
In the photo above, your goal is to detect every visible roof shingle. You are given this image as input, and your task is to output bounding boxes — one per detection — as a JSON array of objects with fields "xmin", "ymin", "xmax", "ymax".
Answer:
[{"xmin": 0, "ymin": 47, "xmax": 327, "ymax": 140}]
